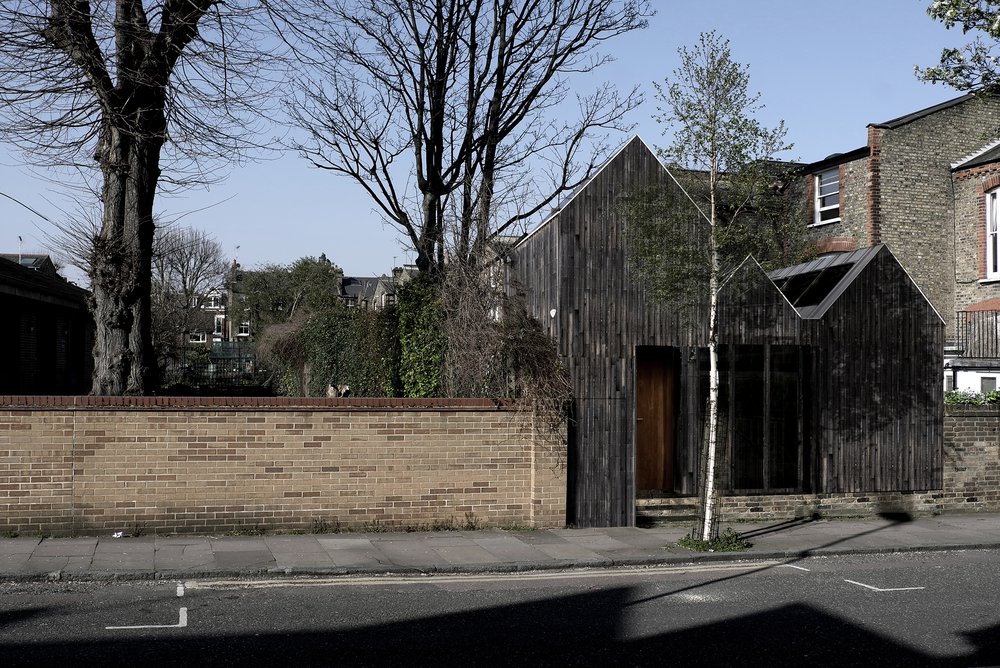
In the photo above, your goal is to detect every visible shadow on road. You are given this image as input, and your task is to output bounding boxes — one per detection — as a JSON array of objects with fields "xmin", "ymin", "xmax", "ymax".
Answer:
[
  {"xmin": 626, "ymin": 510, "xmax": 922, "ymax": 610},
  {"xmin": 0, "ymin": 589, "xmax": 993, "ymax": 667}
]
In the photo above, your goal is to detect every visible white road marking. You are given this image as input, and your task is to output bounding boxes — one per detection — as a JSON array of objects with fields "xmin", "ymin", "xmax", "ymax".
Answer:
[
  {"xmin": 106, "ymin": 607, "xmax": 188, "ymax": 630},
  {"xmin": 778, "ymin": 564, "xmax": 811, "ymax": 572},
  {"xmin": 176, "ymin": 583, "xmax": 185, "ymax": 597},
  {"xmin": 844, "ymin": 579, "xmax": 925, "ymax": 592},
  {"xmin": 672, "ymin": 592, "xmax": 727, "ymax": 603},
  {"xmin": 185, "ymin": 561, "xmax": 783, "ymax": 590}
]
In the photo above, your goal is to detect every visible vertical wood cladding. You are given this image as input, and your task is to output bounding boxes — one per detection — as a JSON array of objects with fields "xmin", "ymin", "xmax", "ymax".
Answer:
[
  {"xmin": 510, "ymin": 138, "xmax": 704, "ymax": 526},
  {"xmin": 815, "ymin": 248, "xmax": 944, "ymax": 492},
  {"xmin": 510, "ymin": 138, "xmax": 944, "ymax": 527}
]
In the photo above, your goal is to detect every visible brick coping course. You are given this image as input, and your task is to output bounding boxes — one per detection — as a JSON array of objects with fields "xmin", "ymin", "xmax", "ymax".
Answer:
[{"xmin": 0, "ymin": 395, "xmax": 516, "ymax": 411}]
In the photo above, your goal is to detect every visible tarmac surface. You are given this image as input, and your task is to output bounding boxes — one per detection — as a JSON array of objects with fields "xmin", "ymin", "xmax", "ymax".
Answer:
[{"xmin": 3, "ymin": 513, "xmax": 1000, "ymax": 581}]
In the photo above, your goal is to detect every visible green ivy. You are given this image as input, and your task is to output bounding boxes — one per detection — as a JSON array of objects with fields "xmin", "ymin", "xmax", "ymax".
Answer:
[{"xmin": 396, "ymin": 274, "xmax": 444, "ymax": 397}]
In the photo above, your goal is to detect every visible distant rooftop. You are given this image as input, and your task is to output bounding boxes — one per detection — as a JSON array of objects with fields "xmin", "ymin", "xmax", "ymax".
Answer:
[
  {"xmin": 0, "ymin": 253, "xmax": 58, "ymax": 276},
  {"xmin": 872, "ymin": 92, "xmax": 977, "ymax": 130}
]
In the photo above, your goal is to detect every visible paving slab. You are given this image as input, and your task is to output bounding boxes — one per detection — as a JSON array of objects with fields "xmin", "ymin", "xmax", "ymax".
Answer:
[
  {"xmin": 154, "ymin": 541, "xmax": 216, "ymax": 572},
  {"xmin": 533, "ymin": 542, "xmax": 604, "ymax": 562},
  {"xmin": 213, "ymin": 550, "xmax": 275, "ymax": 571},
  {"xmin": 421, "ymin": 534, "xmax": 483, "ymax": 547},
  {"xmin": 558, "ymin": 533, "xmax": 632, "ymax": 551},
  {"xmin": 265, "ymin": 537, "xmax": 336, "ymax": 569},
  {"xmin": 316, "ymin": 537, "xmax": 388, "ymax": 568},
  {"xmin": 0, "ymin": 553, "xmax": 33, "ymax": 574},
  {"xmin": 264, "ymin": 536, "xmax": 327, "ymax": 552},
  {"xmin": 25, "ymin": 555, "xmax": 93, "ymax": 575},
  {"xmin": 510, "ymin": 531, "xmax": 573, "ymax": 546},
  {"xmin": 432, "ymin": 545, "xmax": 500, "ymax": 565},
  {"xmin": 265, "ymin": 536, "xmax": 332, "ymax": 564},
  {"xmin": 210, "ymin": 538, "xmax": 270, "ymax": 552},
  {"xmin": 271, "ymin": 553, "xmax": 337, "ymax": 570},
  {"xmin": 372, "ymin": 538, "xmax": 450, "ymax": 569},
  {"xmin": 602, "ymin": 528, "xmax": 683, "ymax": 548},
  {"xmin": 31, "ymin": 538, "xmax": 97, "ymax": 557},
  {"xmin": 0, "ymin": 538, "xmax": 41, "ymax": 556},
  {"xmin": 90, "ymin": 541, "xmax": 155, "ymax": 572},
  {"xmin": 471, "ymin": 536, "xmax": 552, "ymax": 563}
]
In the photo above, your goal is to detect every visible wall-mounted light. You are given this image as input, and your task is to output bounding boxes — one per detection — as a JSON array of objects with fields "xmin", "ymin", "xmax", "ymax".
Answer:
[{"xmin": 549, "ymin": 308, "xmax": 557, "ymax": 319}]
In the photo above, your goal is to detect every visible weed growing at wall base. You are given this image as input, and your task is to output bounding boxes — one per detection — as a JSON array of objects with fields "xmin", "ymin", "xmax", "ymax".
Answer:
[{"xmin": 677, "ymin": 527, "xmax": 752, "ymax": 552}]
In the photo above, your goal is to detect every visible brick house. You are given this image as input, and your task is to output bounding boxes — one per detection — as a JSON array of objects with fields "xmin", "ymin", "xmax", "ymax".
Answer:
[
  {"xmin": 340, "ymin": 265, "xmax": 419, "ymax": 310},
  {"xmin": 798, "ymin": 92, "xmax": 1000, "ymax": 391}
]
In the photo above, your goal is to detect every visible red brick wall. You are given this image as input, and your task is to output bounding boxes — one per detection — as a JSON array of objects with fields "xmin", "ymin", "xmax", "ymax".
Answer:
[
  {"xmin": 813, "ymin": 236, "xmax": 859, "ymax": 255},
  {"xmin": 0, "ymin": 397, "xmax": 566, "ymax": 535}
]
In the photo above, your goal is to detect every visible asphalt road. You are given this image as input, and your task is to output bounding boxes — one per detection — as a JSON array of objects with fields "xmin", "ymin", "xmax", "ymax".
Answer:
[{"xmin": 1, "ymin": 550, "xmax": 998, "ymax": 667}]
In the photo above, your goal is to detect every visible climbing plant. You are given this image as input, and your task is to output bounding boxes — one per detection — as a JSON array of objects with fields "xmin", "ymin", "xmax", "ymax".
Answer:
[{"xmin": 396, "ymin": 273, "xmax": 445, "ymax": 397}]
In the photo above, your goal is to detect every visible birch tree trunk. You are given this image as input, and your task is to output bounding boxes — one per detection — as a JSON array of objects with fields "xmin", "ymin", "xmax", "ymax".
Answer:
[{"xmin": 702, "ymin": 168, "xmax": 721, "ymax": 541}]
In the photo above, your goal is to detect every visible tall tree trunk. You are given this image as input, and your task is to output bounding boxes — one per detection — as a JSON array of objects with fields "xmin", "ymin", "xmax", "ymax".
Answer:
[
  {"xmin": 702, "ymin": 172, "xmax": 721, "ymax": 542},
  {"xmin": 89, "ymin": 123, "xmax": 161, "ymax": 395},
  {"xmin": 417, "ymin": 191, "xmax": 443, "ymax": 273}
]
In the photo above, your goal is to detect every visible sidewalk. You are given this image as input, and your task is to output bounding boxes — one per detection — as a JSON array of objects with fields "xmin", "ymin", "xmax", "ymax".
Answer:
[{"xmin": 3, "ymin": 513, "xmax": 1000, "ymax": 582}]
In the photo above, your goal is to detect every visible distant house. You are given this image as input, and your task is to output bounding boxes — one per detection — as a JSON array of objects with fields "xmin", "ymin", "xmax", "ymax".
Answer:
[
  {"xmin": 507, "ymin": 137, "xmax": 943, "ymax": 528},
  {"xmin": 0, "ymin": 254, "xmax": 93, "ymax": 394},
  {"xmin": 182, "ymin": 261, "xmax": 255, "ymax": 347},
  {"xmin": 793, "ymin": 92, "xmax": 1000, "ymax": 392},
  {"xmin": 340, "ymin": 265, "xmax": 418, "ymax": 310}
]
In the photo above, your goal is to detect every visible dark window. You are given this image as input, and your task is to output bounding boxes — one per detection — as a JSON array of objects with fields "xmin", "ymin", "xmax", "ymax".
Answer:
[{"xmin": 727, "ymin": 345, "xmax": 807, "ymax": 493}]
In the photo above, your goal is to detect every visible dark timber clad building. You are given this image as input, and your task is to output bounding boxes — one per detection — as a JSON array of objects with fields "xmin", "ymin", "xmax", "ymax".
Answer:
[{"xmin": 507, "ymin": 137, "xmax": 944, "ymax": 528}]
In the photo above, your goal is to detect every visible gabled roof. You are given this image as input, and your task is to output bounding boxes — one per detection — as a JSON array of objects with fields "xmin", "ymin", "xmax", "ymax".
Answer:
[
  {"xmin": 513, "ymin": 135, "xmax": 659, "ymax": 251},
  {"xmin": 952, "ymin": 138, "xmax": 1000, "ymax": 171},
  {"xmin": 768, "ymin": 245, "xmax": 884, "ymax": 319},
  {"xmin": 871, "ymin": 92, "xmax": 976, "ymax": 129},
  {"xmin": 801, "ymin": 93, "xmax": 983, "ymax": 167}
]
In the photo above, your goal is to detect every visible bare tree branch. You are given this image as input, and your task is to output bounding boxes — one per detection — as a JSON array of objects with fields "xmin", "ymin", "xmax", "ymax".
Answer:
[
  {"xmin": 0, "ymin": 1, "xmax": 283, "ymax": 394},
  {"xmin": 269, "ymin": 0, "xmax": 651, "ymax": 271}
]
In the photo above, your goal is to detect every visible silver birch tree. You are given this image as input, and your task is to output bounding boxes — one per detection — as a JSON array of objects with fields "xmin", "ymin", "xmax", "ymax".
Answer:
[{"xmin": 629, "ymin": 32, "xmax": 793, "ymax": 541}]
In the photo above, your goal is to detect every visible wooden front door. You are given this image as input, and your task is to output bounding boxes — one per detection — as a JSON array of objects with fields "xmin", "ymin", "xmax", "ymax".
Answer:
[{"xmin": 635, "ymin": 346, "xmax": 676, "ymax": 491}]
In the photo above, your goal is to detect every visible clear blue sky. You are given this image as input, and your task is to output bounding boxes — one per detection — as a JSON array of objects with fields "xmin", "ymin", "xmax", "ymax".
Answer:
[{"xmin": 0, "ymin": 1, "xmax": 967, "ymax": 285}]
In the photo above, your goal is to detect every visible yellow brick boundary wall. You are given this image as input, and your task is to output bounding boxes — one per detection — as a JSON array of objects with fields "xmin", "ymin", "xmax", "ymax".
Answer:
[
  {"xmin": 0, "ymin": 397, "xmax": 567, "ymax": 536},
  {"xmin": 718, "ymin": 405, "xmax": 1000, "ymax": 520}
]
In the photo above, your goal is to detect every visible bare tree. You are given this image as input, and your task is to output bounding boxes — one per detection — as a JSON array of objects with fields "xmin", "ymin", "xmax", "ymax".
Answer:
[
  {"xmin": 151, "ymin": 226, "xmax": 229, "ymax": 366},
  {"xmin": 0, "ymin": 1, "xmax": 277, "ymax": 394},
  {"xmin": 272, "ymin": 0, "xmax": 651, "ymax": 272}
]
